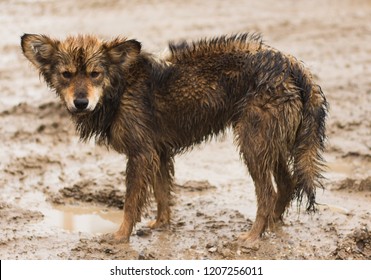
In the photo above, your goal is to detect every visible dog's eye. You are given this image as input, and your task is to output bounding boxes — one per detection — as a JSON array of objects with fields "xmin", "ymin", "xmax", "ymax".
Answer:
[
  {"xmin": 90, "ymin": 71, "xmax": 101, "ymax": 79},
  {"xmin": 62, "ymin": 71, "xmax": 73, "ymax": 79}
]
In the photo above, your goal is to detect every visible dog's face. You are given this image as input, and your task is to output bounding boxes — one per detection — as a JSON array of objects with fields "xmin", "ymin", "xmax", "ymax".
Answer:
[{"xmin": 21, "ymin": 34, "xmax": 141, "ymax": 114}]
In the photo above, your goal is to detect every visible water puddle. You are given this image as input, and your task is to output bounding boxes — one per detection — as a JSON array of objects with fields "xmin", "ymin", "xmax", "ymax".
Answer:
[{"xmin": 42, "ymin": 204, "xmax": 122, "ymax": 234}]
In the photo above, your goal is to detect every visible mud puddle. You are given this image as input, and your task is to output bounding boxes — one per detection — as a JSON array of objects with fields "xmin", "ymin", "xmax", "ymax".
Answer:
[{"xmin": 43, "ymin": 205, "xmax": 122, "ymax": 234}]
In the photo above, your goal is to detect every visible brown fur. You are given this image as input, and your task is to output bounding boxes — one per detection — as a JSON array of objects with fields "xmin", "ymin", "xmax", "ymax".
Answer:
[{"xmin": 21, "ymin": 33, "xmax": 327, "ymax": 243}]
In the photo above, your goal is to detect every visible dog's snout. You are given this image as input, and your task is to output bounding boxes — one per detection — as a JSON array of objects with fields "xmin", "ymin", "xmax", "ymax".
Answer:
[{"xmin": 74, "ymin": 97, "xmax": 89, "ymax": 110}]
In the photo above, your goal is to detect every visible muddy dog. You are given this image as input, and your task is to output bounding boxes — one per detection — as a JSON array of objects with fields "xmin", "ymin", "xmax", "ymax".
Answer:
[{"xmin": 21, "ymin": 33, "xmax": 327, "ymax": 243}]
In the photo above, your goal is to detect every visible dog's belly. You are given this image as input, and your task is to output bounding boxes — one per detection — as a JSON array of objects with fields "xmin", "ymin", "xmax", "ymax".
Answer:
[{"xmin": 156, "ymin": 104, "xmax": 233, "ymax": 152}]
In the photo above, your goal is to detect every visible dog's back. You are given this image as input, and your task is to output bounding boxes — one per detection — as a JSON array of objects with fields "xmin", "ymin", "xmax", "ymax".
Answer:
[{"xmin": 152, "ymin": 34, "xmax": 324, "ymax": 154}]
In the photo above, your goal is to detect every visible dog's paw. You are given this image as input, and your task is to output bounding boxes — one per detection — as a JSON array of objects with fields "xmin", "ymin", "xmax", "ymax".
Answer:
[
  {"xmin": 98, "ymin": 232, "xmax": 130, "ymax": 244},
  {"xmin": 147, "ymin": 219, "xmax": 170, "ymax": 230},
  {"xmin": 238, "ymin": 231, "xmax": 259, "ymax": 244},
  {"xmin": 237, "ymin": 232, "xmax": 261, "ymax": 251}
]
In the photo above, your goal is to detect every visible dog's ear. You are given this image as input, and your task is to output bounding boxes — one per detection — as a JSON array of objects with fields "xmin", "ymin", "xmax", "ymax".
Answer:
[
  {"xmin": 104, "ymin": 38, "xmax": 141, "ymax": 64},
  {"xmin": 21, "ymin": 34, "xmax": 59, "ymax": 68}
]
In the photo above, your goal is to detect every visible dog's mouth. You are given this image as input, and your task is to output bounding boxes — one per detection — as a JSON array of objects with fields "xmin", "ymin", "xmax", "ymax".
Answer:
[
  {"xmin": 71, "ymin": 109, "xmax": 90, "ymax": 116},
  {"xmin": 66, "ymin": 104, "xmax": 92, "ymax": 116},
  {"xmin": 68, "ymin": 108, "xmax": 93, "ymax": 117}
]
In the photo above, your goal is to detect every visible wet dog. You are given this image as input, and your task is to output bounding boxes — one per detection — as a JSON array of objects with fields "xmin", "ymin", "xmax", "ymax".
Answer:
[{"xmin": 21, "ymin": 33, "xmax": 327, "ymax": 243}]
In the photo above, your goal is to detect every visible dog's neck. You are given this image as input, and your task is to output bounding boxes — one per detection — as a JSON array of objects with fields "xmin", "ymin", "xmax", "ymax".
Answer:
[{"xmin": 72, "ymin": 82, "xmax": 125, "ymax": 146}]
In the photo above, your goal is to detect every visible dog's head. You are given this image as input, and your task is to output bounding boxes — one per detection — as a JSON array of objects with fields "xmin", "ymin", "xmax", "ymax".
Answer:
[{"xmin": 21, "ymin": 34, "xmax": 141, "ymax": 114}]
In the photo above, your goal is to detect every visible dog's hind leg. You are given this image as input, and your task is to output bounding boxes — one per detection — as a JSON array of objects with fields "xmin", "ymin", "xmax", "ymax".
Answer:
[
  {"xmin": 239, "ymin": 168, "xmax": 277, "ymax": 242},
  {"xmin": 148, "ymin": 150, "xmax": 174, "ymax": 229},
  {"xmin": 234, "ymin": 108, "xmax": 279, "ymax": 242}
]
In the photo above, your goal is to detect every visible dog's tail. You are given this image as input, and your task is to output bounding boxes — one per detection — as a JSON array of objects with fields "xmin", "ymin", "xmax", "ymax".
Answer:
[{"xmin": 290, "ymin": 59, "xmax": 328, "ymax": 212}]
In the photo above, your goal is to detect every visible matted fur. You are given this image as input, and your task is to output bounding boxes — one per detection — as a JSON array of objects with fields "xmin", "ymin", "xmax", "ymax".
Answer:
[{"xmin": 21, "ymin": 33, "xmax": 327, "ymax": 243}]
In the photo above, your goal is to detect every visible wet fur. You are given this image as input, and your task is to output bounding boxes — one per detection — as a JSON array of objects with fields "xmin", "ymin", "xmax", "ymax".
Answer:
[{"xmin": 21, "ymin": 33, "xmax": 327, "ymax": 243}]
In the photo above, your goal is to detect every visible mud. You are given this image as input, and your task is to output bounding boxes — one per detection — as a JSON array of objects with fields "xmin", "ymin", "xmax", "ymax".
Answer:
[{"xmin": 0, "ymin": 0, "xmax": 370, "ymax": 260}]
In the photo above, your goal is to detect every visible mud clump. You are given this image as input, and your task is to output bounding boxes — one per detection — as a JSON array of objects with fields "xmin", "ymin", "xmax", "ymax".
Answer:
[
  {"xmin": 0, "ymin": 202, "xmax": 44, "ymax": 245},
  {"xmin": 334, "ymin": 176, "xmax": 371, "ymax": 192},
  {"xmin": 0, "ymin": 202, "xmax": 44, "ymax": 224},
  {"xmin": 56, "ymin": 180, "xmax": 125, "ymax": 209},
  {"xmin": 176, "ymin": 180, "xmax": 216, "ymax": 192},
  {"xmin": 359, "ymin": 177, "xmax": 371, "ymax": 192},
  {"xmin": 53, "ymin": 180, "xmax": 215, "ymax": 209},
  {"xmin": 332, "ymin": 226, "xmax": 371, "ymax": 260}
]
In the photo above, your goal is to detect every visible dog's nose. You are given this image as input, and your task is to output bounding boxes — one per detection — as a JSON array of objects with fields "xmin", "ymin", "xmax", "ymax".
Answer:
[{"xmin": 74, "ymin": 98, "xmax": 89, "ymax": 110}]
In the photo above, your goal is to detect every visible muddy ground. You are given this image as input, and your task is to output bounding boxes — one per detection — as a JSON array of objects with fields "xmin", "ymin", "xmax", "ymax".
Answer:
[{"xmin": 0, "ymin": 0, "xmax": 370, "ymax": 260}]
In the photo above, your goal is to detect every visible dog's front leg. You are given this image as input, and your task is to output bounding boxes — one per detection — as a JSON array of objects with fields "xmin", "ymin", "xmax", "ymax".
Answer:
[{"xmin": 114, "ymin": 155, "xmax": 153, "ymax": 243}]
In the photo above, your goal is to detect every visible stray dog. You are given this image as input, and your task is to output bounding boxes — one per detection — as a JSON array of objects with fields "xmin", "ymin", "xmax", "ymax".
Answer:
[{"xmin": 21, "ymin": 33, "xmax": 327, "ymax": 243}]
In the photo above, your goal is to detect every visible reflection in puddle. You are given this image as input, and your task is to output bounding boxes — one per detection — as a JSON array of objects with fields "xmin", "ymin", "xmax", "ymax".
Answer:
[{"xmin": 43, "ymin": 205, "xmax": 122, "ymax": 234}]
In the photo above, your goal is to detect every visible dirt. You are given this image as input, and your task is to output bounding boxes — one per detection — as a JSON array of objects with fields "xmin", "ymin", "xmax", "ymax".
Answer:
[{"xmin": 0, "ymin": 0, "xmax": 370, "ymax": 260}]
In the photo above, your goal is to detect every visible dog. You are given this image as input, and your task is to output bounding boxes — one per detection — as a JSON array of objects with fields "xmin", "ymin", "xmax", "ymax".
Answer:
[{"xmin": 21, "ymin": 33, "xmax": 327, "ymax": 243}]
